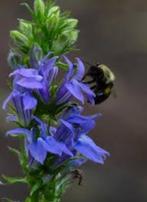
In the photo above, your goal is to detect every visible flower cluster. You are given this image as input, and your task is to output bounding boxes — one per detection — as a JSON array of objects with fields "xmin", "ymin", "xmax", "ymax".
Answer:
[
  {"xmin": 3, "ymin": 0, "xmax": 110, "ymax": 201},
  {"xmin": 3, "ymin": 53, "xmax": 109, "ymax": 167},
  {"xmin": 3, "ymin": 51, "xmax": 110, "ymax": 202}
]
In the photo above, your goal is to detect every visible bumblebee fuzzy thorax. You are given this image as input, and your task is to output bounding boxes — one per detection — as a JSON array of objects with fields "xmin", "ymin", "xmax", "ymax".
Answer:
[{"xmin": 98, "ymin": 64, "xmax": 115, "ymax": 84}]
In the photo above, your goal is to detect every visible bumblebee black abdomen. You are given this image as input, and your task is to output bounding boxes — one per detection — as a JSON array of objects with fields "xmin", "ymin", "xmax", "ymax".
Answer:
[
  {"xmin": 83, "ymin": 64, "xmax": 115, "ymax": 105},
  {"xmin": 94, "ymin": 82, "xmax": 114, "ymax": 104}
]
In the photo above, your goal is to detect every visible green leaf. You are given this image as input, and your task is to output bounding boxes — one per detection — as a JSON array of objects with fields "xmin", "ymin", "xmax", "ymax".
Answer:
[
  {"xmin": 8, "ymin": 146, "xmax": 20, "ymax": 157},
  {"xmin": 2, "ymin": 175, "xmax": 27, "ymax": 185},
  {"xmin": 30, "ymin": 180, "xmax": 43, "ymax": 196},
  {"xmin": 8, "ymin": 146, "xmax": 29, "ymax": 173},
  {"xmin": 21, "ymin": 2, "xmax": 33, "ymax": 14}
]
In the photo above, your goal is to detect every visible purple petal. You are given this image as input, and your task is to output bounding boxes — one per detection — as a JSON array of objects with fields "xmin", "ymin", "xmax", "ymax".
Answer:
[
  {"xmin": 64, "ymin": 56, "xmax": 74, "ymax": 80},
  {"xmin": 17, "ymin": 78, "xmax": 43, "ymax": 89},
  {"xmin": 60, "ymin": 119, "xmax": 75, "ymax": 134},
  {"xmin": 75, "ymin": 135, "xmax": 110, "ymax": 164},
  {"xmin": 38, "ymin": 83, "xmax": 50, "ymax": 103},
  {"xmin": 39, "ymin": 57, "xmax": 58, "ymax": 83},
  {"xmin": 28, "ymin": 138, "xmax": 47, "ymax": 164},
  {"xmin": 78, "ymin": 82, "xmax": 95, "ymax": 104},
  {"xmin": 73, "ymin": 58, "xmax": 85, "ymax": 81},
  {"xmin": 49, "ymin": 127, "xmax": 57, "ymax": 135},
  {"xmin": 67, "ymin": 114, "xmax": 99, "ymax": 132},
  {"xmin": 33, "ymin": 116, "xmax": 48, "ymax": 137},
  {"xmin": 56, "ymin": 84, "xmax": 72, "ymax": 104},
  {"xmin": 6, "ymin": 128, "xmax": 32, "ymax": 142},
  {"xmin": 54, "ymin": 121, "xmax": 74, "ymax": 147},
  {"xmin": 40, "ymin": 136, "xmax": 62, "ymax": 156},
  {"xmin": 43, "ymin": 136, "xmax": 73, "ymax": 156},
  {"xmin": 62, "ymin": 105, "xmax": 83, "ymax": 120},
  {"xmin": 10, "ymin": 68, "xmax": 42, "ymax": 81},
  {"xmin": 66, "ymin": 80, "xmax": 84, "ymax": 104},
  {"xmin": 47, "ymin": 136, "xmax": 73, "ymax": 156},
  {"xmin": 48, "ymin": 66, "xmax": 58, "ymax": 86},
  {"xmin": 23, "ymin": 94, "xmax": 37, "ymax": 110},
  {"xmin": 79, "ymin": 82, "xmax": 95, "ymax": 97},
  {"xmin": 58, "ymin": 141, "xmax": 73, "ymax": 156}
]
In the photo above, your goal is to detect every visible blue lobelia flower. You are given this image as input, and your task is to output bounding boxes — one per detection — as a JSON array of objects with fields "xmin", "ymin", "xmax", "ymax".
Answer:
[
  {"xmin": 56, "ymin": 56, "xmax": 96, "ymax": 105},
  {"xmin": 62, "ymin": 105, "xmax": 100, "ymax": 134},
  {"xmin": 9, "ymin": 55, "xmax": 58, "ymax": 104},
  {"xmin": 54, "ymin": 105, "xmax": 109, "ymax": 165},
  {"xmin": 6, "ymin": 117, "xmax": 73, "ymax": 164},
  {"xmin": 74, "ymin": 134, "xmax": 109, "ymax": 164},
  {"xmin": 2, "ymin": 90, "xmax": 37, "ymax": 127}
]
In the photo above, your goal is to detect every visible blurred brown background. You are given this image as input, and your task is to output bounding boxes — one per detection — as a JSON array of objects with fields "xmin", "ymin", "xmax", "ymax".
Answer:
[{"xmin": 0, "ymin": 0, "xmax": 147, "ymax": 201}]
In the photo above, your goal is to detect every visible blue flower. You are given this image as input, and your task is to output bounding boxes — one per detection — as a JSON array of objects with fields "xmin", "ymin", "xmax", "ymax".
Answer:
[
  {"xmin": 54, "ymin": 105, "xmax": 109, "ymax": 165},
  {"xmin": 3, "ymin": 90, "xmax": 37, "ymax": 127},
  {"xmin": 62, "ymin": 105, "xmax": 100, "ymax": 134},
  {"xmin": 9, "ymin": 55, "xmax": 58, "ymax": 103},
  {"xmin": 74, "ymin": 134, "xmax": 109, "ymax": 164},
  {"xmin": 6, "ymin": 118, "xmax": 72, "ymax": 164},
  {"xmin": 56, "ymin": 57, "xmax": 95, "ymax": 105}
]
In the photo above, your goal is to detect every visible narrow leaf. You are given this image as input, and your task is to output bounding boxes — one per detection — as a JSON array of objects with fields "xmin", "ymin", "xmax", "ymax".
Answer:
[{"xmin": 2, "ymin": 175, "xmax": 27, "ymax": 185}]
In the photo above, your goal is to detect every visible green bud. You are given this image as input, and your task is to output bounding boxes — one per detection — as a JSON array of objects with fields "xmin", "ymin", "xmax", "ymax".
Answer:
[
  {"xmin": 18, "ymin": 20, "xmax": 33, "ymax": 41},
  {"xmin": 46, "ymin": 7, "xmax": 60, "ymax": 28},
  {"xmin": 34, "ymin": 0, "xmax": 45, "ymax": 21},
  {"xmin": 66, "ymin": 18, "xmax": 78, "ymax": 29},
  {"xmin": 67, "ymin": 30, "xmax": 79, "ymax": 44},
  {"xmin": 10, "ymin": 31, "xmax": 29, "ymax": 46},
  {"xmin": 52, "ymin": 39, "xmax": 66, "ymax": 55},
  {"xmin": 9, "ymin": 0, "xmax": 79, "ymax": 61},
  {"xmin": 47, "ymin": 6, "xmax": 60, "ymax": 17}
]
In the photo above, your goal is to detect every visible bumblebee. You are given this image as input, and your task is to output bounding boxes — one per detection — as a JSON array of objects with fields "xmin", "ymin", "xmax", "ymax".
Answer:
[{"xmin": 83, "ymin": 63, "xmax": 115, "ymax": 104}]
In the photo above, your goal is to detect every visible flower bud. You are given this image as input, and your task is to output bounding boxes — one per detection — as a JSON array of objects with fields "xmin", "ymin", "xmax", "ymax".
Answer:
[
  {"xmin": 47, "ymin": 6, "xmax": 60, "ymax": 17},
  {"xmin": 34, "ymin": 0, "xmax": 45, "ymax": 20},
  {"xmin": 10, "ymin": 31, "xmax": 29, "ymax": 46},
  {"xmin": 66, "ymin": 19, "xmax": 78, "ymax": 29},
  {"xmin": 65, "ymin": 30, "xmax": 79, "ymax": 45},
  {"xmin": 19, "ymin": 20, "xmax": 32, "ymax": 38}
]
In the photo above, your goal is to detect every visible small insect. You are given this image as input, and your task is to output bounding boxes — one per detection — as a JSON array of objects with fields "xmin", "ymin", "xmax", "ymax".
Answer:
[
  {"xmin": 83, "ymin": 62, "xmax": 115, "ymax": 104},
  {"xmin": 71, "ymin": 169, "xmax": 83, "ymax": 185}
]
